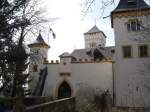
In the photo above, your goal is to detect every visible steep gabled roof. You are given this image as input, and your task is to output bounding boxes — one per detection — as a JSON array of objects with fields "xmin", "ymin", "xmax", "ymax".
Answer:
[
  {"xmin": 84, "ymin": 25, "xmax": 102, "ymax": 35},
  {"xmin": 113, "ymin": 0, "xmax": 150, "ymax": 12}
]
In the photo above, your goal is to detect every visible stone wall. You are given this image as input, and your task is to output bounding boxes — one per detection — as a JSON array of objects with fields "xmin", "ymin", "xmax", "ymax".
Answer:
[
  {"xmin": 24, "ymin": 96, "xmax": 53, "ymax": 106},
  {"xmin": 112, "ymin": 107, "xmax": 150, "ymax": 112},
  {"xmin": 25, "ymin": 97, "xmax": 75, "ymax": 112},
  {"xmin": 0, "ymin": 96, "xmax": 53, "ymax": 109}
]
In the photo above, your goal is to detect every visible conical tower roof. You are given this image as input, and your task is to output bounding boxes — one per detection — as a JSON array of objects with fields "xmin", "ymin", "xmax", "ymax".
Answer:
[
  {"xmin": 112, "ymin": 0, "xmax": 150, "ymax": 12},
  {"xmin": 28, "ymin": 33, "xmax": 50, "ymax": 48},
  {"xmin": 36, "ymin": 33, "xmax": 46, "ymax": 43}
]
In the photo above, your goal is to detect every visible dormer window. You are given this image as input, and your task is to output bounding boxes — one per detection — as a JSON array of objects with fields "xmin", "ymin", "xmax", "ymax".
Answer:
[
  {"xmin": 126, "ymin": 19, "xmax": 141, "ymax": 32},
  {"xmin": 128, "ymin": 0, "xmax": 136, "ymax": 6}
]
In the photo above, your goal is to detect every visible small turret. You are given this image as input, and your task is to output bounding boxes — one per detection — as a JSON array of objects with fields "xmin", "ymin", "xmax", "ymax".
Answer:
[{"xmin": 28, "ymin": 33, "xmax": 50, "ymax": 69}]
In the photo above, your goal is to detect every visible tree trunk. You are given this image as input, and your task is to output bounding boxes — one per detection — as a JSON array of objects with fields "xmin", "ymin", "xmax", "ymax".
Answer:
[
  {"xmin": 12, "ymin": 27, "xmax": 26, "ymax": 112},
  {"xmin": 13, "ymin": 96, "xmax": 25, "ymax": 112}
]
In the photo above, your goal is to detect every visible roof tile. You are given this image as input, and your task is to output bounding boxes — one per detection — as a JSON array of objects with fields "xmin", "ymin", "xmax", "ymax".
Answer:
[
  {"xmin": 84, "ymin": 25, "xmax": 102, "ymax": 34},
  {"xmin": 113, "ymin": 0, "xmax": 150, "ymax": 12}
]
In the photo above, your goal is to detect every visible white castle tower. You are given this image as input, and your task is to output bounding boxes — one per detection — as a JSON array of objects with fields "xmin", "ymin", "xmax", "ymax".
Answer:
[
  {"xmin": 84, "ymin": 25, "xmax": 106, "ymax": 48},
  {"xmin": 28, "ymin": 33, "xmax": 50, "ymax": 94},
  {"xmin": 111, "ymin": 0, "xmax": 150, "ymax": 107}
]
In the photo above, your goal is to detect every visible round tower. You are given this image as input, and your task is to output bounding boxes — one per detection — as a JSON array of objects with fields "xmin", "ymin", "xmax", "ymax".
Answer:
[
  {"xmin": 28, "ymin": 33, "xmax": 50, "ymax": 94},
  {"xmin": 84, "ymin": 25, "xmax": 107, "ymax": 49},
  {"xmin": 28, "ymin": 33, "xmax": 50, "ymax": 72}
]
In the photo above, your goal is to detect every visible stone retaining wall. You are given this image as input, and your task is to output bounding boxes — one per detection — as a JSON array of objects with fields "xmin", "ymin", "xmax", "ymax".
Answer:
[
  {"xmin": 112, "ymin": 107, "xmax": 150, "ymax": 112},
  {"xmin": 25, "ymin": 97, "xmax": 76, "ymax": 112},
  {"xmin": 24, "ymin": 96, "xmax": 53, "ymax": 106}
]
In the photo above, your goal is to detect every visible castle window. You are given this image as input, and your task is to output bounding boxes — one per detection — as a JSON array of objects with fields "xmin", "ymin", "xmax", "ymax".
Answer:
[
  {"xmin": 33, "ymin": 65, "xmax": 38, "ymax": 72},
  {"xmin": 85, "ymin": 59, "xmax": 88, "ymax": 62},
  {"xmin": 127, "ymin": 0, "xmax": 136, "ymax": 6},
  {"xmin": 131, "ymin": 21, "xmax": 136, "ymax": 31},
  {"xmin": 137, "ymin": 23, "xmax": 141, "ymax": 30},
  {"xmin": 126, "ymin": 19, "xmax": 141, "ymax": 31},
  {"xmin": 111, "ymin": 49, "xmax": 115, "ymax": 54},
  {"xmin": 79, "ymin": 59, "xmax": 82, "ymax": 62},
  {"xmin": 72, "ymin": 57, "xmax": 77, "ymax": 62},
  {"xmin": 63, "ymin": 62, "xmax": 66, "ymax": 65},
  {"xmin": 122, "ymin": 46, "xmax": 132, "ymax": 58},
  {"xmin": 138, "ymin": 45, "xmax": 148, "ymax": 57},
  {"xmin": 90, "ymin": 42, "xmax": 96, "ymax": 48},
  {"xmin": 34, "ymin": 49, "xmax": 39, "ymax": 54},
  {"xmin": 127, "ymin": 24, "xmax": 131, "ymax": 31},
  {"xmin": 44, "ymin": 57, "xmax": 47, "ymax": 62}
]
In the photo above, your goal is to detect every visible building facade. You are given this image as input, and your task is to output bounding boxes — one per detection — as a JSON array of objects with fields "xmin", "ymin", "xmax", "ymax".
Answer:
[
  {"xmin": 28, "ymin": 0, "xmax": 150, "ymax": 108},
  {"xmin": 111, "ymin": 0, "xmax": 150, "ymax": 107},
  {"xmin": 29, "ymin": 26, "xmax": 114, "ymax": 99}
]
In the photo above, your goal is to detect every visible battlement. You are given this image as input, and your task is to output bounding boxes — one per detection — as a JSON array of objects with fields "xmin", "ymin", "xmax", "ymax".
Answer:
[
  {"xmin": 71, "ymin": 58, "xmax": 112, "ymax": 63},
  {"xmin": 43, "ymin": 58, "xmax": 113, "ymax": 64},
  {"xmin": 44, "ymin": 60, "xmax": 60, "ymax": 64}
]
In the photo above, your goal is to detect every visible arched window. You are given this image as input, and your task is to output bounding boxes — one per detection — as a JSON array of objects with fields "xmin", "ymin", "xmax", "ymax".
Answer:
[{"xmin": 58, "ymin": 81, "xmax": 71, "ymax": 99}]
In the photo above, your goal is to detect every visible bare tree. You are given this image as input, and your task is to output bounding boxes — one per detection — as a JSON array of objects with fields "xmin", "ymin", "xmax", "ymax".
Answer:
[
  {"xmin": 81, "ymin": 0, "xmax": 115, "ymax": 19},
  {"xmin": 76, "ymin": 83, "xmax": 112, "ymax": 112},
  {"xmin": 0, "ymin": 0, "xmax": 52, "ymax": 111}
]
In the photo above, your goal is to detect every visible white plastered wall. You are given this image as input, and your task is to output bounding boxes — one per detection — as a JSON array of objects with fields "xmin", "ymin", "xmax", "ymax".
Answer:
[
  {"xmin": 43, "ymin": 61, "xmax": 113, "ymax": 100},
  {"xmin": 113, "ymin": 15, "xmax": 150, "ymax": 107},
  {"xmin": 29, "ymin": 46, "xmax": 49, "ymax": 94}
]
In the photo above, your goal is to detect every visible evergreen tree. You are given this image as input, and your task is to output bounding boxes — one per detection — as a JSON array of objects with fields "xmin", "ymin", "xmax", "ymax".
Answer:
[
  {"xmin": 0, "ymin": 0, "xmax": 47, "ymax": 111},
  {"xmin": 0, "ymin": 0, "xmax": 44, "ymax": 97}
]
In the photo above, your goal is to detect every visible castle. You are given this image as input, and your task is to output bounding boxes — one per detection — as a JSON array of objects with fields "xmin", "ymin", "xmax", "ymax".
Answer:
[{"xmin": 28, "ymin": 0, "xmax": 150, "ymax": 108}]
